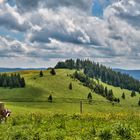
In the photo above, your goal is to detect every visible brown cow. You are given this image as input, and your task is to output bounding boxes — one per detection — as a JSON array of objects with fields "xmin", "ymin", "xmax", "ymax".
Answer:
[{"xmin": 0, "ymin": 109, "xmax": 11, "ymax": 122}]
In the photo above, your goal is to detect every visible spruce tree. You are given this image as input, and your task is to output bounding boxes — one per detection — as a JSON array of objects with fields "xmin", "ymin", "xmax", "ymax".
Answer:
[
  {"xmin": 117, "ymin": 98, "xmax": 120, "ymax": 103},
  {"xmin": 87, "ymin": 92, "xmax": 92, "ymax": 103},
  {"xmin": 105, "ymin": 87, "xmax": 108, "ymax": 97},
  {"xmin": 3, "ymin": 79, "xmax": 7, "ymax": 88},
  {"xmin": 9, "ymin": 78, "xmax": 13, "ymax": 88},
  {"xmin": 69, "ymin": 83, "xmax": 72, "ymax": 90},
  {"xmin": 20, "ymin": 77, "xmax": 25, "ymax": 87},
  {"xmin": 48, "ymin": 94, "xmax": 52, "ymax": 102},
  {"xmin": 107, "ymin": 90, "xmax": 114, "ymax": 101},
  {"xmin": 122, "ymin": 92, "xmax": 125, "ymax": 99},
  {"xmin": 39, "ymin": 70, "xmax": 43, "ymax": 77},
  {"xmin": 50, "ymin": 68, "xmax": 56, "ymax": 75}
]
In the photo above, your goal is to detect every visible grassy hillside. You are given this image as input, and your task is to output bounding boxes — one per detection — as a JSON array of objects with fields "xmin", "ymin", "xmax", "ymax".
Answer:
[
  {"xmin": 0, "ymin": 69, "xmax": 139, "ymax": 114},
  {"xmin": 0, "ymin": 69, "xmax": 140, "ymax": 139}
]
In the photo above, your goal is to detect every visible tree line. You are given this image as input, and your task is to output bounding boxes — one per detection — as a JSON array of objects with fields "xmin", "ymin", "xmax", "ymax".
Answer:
[
  {"xmin": 55, "ymin": 59, "xmax": 140, "ymax": 92},
  {"xmin": 72, "ymin": 71, "xmax": 120, "ymax": 103},
  {"xmin": 0, "ymin": 73, "xmax": 25, "ymax": 88}
]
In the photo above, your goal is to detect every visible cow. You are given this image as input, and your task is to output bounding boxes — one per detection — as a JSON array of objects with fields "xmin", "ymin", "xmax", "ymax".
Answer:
[{"xmin": 0, "ymin": 109, "xmax": 11, "ymax": 122}]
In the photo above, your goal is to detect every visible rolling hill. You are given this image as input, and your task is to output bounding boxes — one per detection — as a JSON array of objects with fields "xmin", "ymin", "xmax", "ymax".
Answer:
[
  {"xmin": 0, "ymin": 69, "xmax": 140, "ymax": 139},
  {"xmin": 0, "ymin": 69, "xmax": 139, "ymax": 114}
]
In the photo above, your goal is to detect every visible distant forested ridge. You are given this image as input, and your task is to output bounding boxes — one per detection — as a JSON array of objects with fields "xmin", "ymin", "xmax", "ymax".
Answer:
[
  {"xmin": 55, "ymin": 59, "xmax": 140, "ymax": 92},
  {"xmin": 0, "ymin": 73, "xmax": 25, "ymax": 88}
]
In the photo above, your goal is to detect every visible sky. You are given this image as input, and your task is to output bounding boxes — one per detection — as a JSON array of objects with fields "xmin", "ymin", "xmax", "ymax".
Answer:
[{"xmin": 0, "ymin": 0, "xmax": 140, "ymax": 69}]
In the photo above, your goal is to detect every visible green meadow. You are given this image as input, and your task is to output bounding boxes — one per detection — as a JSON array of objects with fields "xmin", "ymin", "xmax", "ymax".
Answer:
[{"xmin": 0, "ymin": 69, "xmax": 140, "ymax": 139}]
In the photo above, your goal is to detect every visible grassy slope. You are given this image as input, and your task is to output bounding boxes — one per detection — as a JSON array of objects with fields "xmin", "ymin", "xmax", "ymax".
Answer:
[{"xmin": 0, "ymin": 69, "xmax": 139, "ymax": 114}]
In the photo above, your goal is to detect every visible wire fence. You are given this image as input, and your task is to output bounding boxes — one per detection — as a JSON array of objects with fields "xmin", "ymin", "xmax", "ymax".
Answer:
[{"xmin": 0, "ymin": 97, "xmax": 111, "ymax": 104}]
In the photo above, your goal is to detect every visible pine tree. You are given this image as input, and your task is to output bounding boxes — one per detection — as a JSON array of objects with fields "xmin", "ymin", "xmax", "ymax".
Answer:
[
  {"xmin": 2, "ymin": 79, "xmax": 7, "ymax": 88},
  {"xmin": 48, "ymin": 94, "xmax": 52, "ymax": 102},
  {"xmin": 105, "ymin": 87, "xmax": 108, "ymax": 97},
  {"xmin": 50, "ymin": 68, "xmax": 56, "ymax": 75},
  {"xmin": 39, "ymin": 70, "xmax": 43, "ymax": 77},
  {"xmin": 9, "ymin": 78, "xmax": 13, "ymax": 88},
  {"xmin": 69, "ymin": 83, "xmax": 72, "ymax": 90},
  {"xmin": 20, "ymin": 77, "xmax": 25, "ymax": 87},
  {"xmin": 55, "ymin": 59, "xmax": 140, "ymax": 92},
  {"xmin": 122, "ymin": 92, "xmax": 125, "ymax": 99},
  {"xmin": 117, "ymin": 98, "xmax": 120, "ymax": 103},
  {"xmin": 87, "ymin": 92, "xmax": 92, "ymax": 103},
  {"xmin": 107, "ymin": 90, "xmax": 114, "ymax": 101}
]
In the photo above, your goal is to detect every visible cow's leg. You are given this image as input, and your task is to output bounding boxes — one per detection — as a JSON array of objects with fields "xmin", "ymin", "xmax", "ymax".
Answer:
[{"xmin": 5, "ymin": 117, "xmax": 7, "ymax": 122}]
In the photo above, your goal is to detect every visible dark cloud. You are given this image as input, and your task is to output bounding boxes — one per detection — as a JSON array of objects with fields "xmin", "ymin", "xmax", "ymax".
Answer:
[
  {"xmin": 0, "ymin": 13, "xmax": 29, "ymax": 32},
  {"xmin": 16, "ymin": 0, "xmax": 39, "ymax": 12},
  {"xmin": 16, "ymin": 0, "xmax": 92, "ymax": 14},
  {"xmin": 0, "ymin": 4, "xmax": 30, "ymax": 32},
  {"xmin": 29, "ymin": 27, "xmax": 93, "ymax": 45}
]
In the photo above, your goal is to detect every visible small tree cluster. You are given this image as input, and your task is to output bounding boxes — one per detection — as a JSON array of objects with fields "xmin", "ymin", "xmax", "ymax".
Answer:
[
  {"xmin": 113, "ymin": 98, "xmax": 120, "ymax": 103},
  {"xmin": 131, "ymin": 91, "xmax": 136, "ymax": 97},
  {"xmin": 55, "ymin": 59, "xmax": 140, "ymax": 92},
  {"xmin": 73, "ymin": 71, "xmax": 119, "ymax": 103},
  {"xmin": 0, "ymin": 73, "xmax": 25, "ymax": 88},
  {"xmin": 50, "ymin": 68, "xmax": 56, "ymax": 75}
]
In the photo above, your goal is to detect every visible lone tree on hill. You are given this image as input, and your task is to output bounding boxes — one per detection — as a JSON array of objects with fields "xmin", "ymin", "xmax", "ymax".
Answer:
[
  {"xmin": 87, "ymin": 92, "xmax": 92, "ymax": 103},
  {"xmin": 69, "ymin": 83, "xmax": 72, "ymax": 90},
  {"xmin": 39, "ymin": 70, "xmax": 43, "ymax": 77},
  {"xmin": 122, "ymin": 92, "xmax": 125, "ymax": 99},
  {"xmin": 50, "ymin": 68, "xmax": 56, "ymax": 75},
  {"xmin": 131, "ymin": 91, "xmax": 136, "ymax": 97},
  {"xmin": 48, "ymin": 94, "xmax": 52, "ymax": 102}
]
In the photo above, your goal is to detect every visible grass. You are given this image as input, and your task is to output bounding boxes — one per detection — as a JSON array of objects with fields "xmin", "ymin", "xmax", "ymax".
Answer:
[
  {"xmin": 0, "ymin": 69, "xmax": 140, "ymax": 139},
  {"xmin": 0, "ymin": 69, "xmax": 139, "ymax": 114},
  {"xmin": 0, "ymin": 113, "xmax": 140, "ymax": 140}
]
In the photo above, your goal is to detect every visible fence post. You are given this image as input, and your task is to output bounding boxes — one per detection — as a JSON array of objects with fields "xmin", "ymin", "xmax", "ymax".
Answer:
[
  {"xmin": 0, "ymin": 102, "xmax": 4, "ymax": 111},
  {"xmin": 80, "ymin": 101, "xmax": 83, "ymax": 114}
]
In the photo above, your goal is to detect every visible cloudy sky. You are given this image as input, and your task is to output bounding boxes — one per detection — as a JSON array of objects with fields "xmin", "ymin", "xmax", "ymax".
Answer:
[{"xmin": 0, "ymin": 0, "xmax": 140, "ymax": 69}]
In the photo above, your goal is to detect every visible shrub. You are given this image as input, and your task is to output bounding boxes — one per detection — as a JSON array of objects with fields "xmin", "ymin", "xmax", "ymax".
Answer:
[
  {"xmin": 115, "ymin": 123, "xmax": 133, "ymax": 139},
  {"xmin": 99, "ymin": 128, "xmax": 112, "ymax": 140}
]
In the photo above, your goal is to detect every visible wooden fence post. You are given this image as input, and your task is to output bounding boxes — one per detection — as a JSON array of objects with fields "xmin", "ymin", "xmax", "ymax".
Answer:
[
  {"xmin": 80, "ymin": 101, "xmax": 83, "ymax": 114},
  {"xmin": 0, "ymin": 102, "xmax": 4, "ymax": 111}
]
